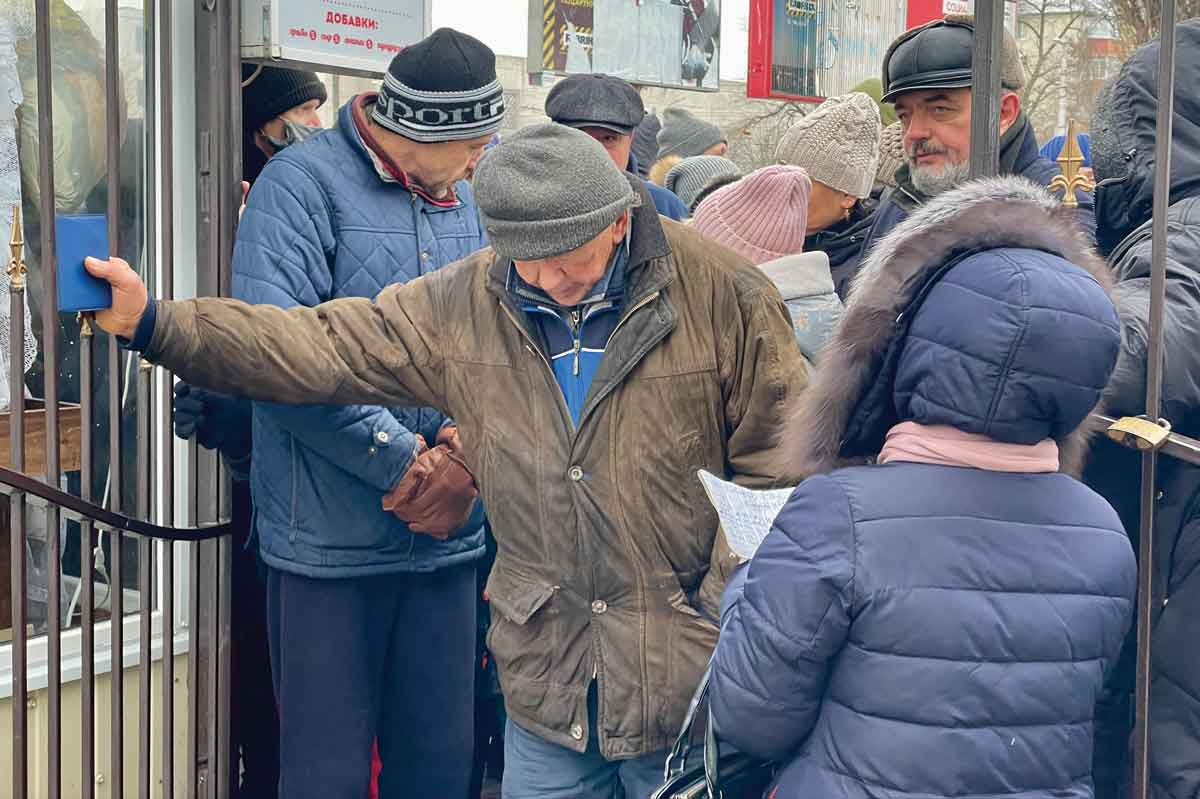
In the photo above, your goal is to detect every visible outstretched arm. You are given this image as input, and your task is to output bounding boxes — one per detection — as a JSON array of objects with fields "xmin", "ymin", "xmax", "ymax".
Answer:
[{"xmin": 84, "ymin": 255, "xmax": 452, "ymax": 414}]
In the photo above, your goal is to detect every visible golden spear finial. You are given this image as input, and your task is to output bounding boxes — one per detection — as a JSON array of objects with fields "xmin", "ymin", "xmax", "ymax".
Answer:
[
  {"xmin": 8, "ymin": 205, "xmax": 26, "ymax": 292},
  {"xmin": 1048, "ymin": 119, "xmax": 1095, "ymax": 209}
]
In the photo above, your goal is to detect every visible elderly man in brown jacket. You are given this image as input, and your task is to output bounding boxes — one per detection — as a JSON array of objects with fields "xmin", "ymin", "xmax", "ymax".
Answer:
[{"xmin": 86, "ymin": 124, "xmax": 806, "ymax": 798}]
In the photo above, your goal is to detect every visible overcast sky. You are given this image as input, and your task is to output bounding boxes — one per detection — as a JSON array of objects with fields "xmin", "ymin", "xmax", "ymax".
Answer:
[{"xmin": 430, "ymin": 0, "xmax": 751, "ymax": 81}]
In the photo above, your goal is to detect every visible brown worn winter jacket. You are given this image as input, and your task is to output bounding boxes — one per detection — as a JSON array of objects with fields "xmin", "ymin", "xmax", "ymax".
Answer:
[{"xmin": 144, "ymin": 196, "xmax": 807, "ymax": 759}]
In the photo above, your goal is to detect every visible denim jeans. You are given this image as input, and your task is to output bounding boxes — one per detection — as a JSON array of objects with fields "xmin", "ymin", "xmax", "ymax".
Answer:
[{"xmin": 501, "ymin": 684, "xmax": 668, "ymax": 799}]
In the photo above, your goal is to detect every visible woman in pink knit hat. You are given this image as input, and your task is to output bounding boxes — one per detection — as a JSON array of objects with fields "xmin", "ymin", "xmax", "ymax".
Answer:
[{"xmin": 692, "ymin": 165, "xmax": 843, "ymax": 364}]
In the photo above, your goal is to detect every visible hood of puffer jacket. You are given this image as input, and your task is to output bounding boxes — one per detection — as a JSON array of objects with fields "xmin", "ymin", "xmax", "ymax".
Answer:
[
  {"xmin": 1091, "ymin": 18, "xmax": 1200, "ymax": 254},
  {"xmin": 780, "ymin": 175, "xmax": 1118, "ymax": 479}
]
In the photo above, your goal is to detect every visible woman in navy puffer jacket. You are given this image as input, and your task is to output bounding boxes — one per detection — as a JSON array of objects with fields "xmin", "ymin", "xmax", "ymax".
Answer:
[{"xmin": 709, "ymin": 176, "xmax": 1137, "ymax": 799}]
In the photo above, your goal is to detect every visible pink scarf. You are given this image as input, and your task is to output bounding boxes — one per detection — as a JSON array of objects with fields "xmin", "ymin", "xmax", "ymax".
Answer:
[{"xmin": 878, "ymin": 421, "xmax": 1060, "ymax": 473}]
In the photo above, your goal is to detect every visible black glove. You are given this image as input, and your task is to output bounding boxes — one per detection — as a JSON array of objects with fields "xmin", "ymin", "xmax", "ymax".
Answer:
[{"xmin": 173, "ymin": 382, "xmax": 253, "ymax": 460}]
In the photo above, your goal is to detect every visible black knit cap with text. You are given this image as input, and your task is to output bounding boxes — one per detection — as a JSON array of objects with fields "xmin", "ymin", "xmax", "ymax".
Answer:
[{"xmin": 373, "ymin": 27, "xmax": 506, "ymax": 143}]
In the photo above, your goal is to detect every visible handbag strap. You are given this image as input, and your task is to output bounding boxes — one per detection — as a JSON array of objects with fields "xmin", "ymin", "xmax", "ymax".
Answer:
[
  {"xmin": 704, "ymin": 705, "xmax": 722, "ymax": 799},
  {"xmin": 662, "ymin": 659, "xmax": 729, "ymax": 799},
  {"xmin": 663, "ymin": 660, "xmax": 713, "ymax": 780}
]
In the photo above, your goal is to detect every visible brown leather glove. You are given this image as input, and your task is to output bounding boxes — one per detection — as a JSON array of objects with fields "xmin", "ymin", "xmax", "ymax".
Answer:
[
  {"xmin": 436, "ymin": 424, "xmax": 463, "ymax": 454},
  {"xmin": 382, "ymin": 428, "xmax": 478, "ymax": 540}
]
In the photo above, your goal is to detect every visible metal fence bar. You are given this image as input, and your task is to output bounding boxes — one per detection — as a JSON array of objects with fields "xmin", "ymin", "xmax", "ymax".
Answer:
[
  {"xmin": 31, "ymin": 0, "xmax": 63, "ymax": 793},
  {"xmin": 9, "ymin": 211, "xmax": 28, "ymax": 799},
  {"xmin": 969, "ymin": 0, "xmax": 1004, "ymax": 178},
  {"xmin": 1132, "ymin": 4, "xmax": 1178, "ymax": 798},
  {"xmin": 202, "ymin": 537, "xmax": 218, "ymax": 799},
  {"xmin": 137, "ymin": 360, "xmax": 152, "ymax": 799},
  {"xmin": 137, "ymin": 1, "xmax": 159, "ymax": 795},
  {"xmin": 191, "ymin": 2, "xmax": 231, "ymax": 790},
  {"xmin": 159, "ymin": 0, "xmax": 178, "ymax": 792},
  {"xmin": 216, "ymin": 7, "xmax": 241, "ymax": 793},
  {"xmin": 79, "ymin": 318, "xmax": 95, "ymax": 799},
  {"xmin": 103, "ymin": 0, "xmax": 125, "ymax": 793},
  {"xmin": 186, "ymin": 516, "xmax": 200, "ymax": 795},
  {"xmin": 216, "ymin": 534, "xmax": 231, "ymax": 799}
]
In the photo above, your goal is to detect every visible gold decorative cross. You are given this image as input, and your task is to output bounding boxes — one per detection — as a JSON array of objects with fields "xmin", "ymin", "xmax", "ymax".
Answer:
[
  {"xmin": 8, "ymin": 204, "xmax": 25, "ymax": 292},
  {"xmin": 1048, "ymin": 119, "xmax": 1095, "ymax": 209}
]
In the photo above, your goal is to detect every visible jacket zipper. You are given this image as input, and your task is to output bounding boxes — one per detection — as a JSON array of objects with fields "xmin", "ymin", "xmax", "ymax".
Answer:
[
  {"xmin": 573, "ymin": 291, "xmax": 661, "ymax": 428},
  {"xmin": 570, "ymin": 310, "xmax": 582, "ymax": 376},
  {"xmin": 501, "ymin": 287, "xmax": 662, "ymax": 735},
  {"xmin": 498, "ymin": 289, "xmax": 663, "ymax": 438},
  {"xmin": 496, "ymin": 301, "xmax": 578, "ymax": 432},
  {"xmin": 611, "ymin": 291, "xmax": 660, "ymax": 342}
]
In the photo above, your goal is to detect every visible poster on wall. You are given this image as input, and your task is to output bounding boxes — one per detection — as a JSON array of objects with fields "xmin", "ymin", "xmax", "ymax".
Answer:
[
  {"xmin": 539, "ymin": 0, "xmax": 595, "ymax": 73},
  {"xmin": 531, "ymin": 0, "xmax": 720, "ymax": 92},
  {"xmin": 241, "ymin": 0, "xmax": 432, "ymax": 77},
  {"xmin": 749, "ymin": 0, "xmax": 907, "ymax": 101}
]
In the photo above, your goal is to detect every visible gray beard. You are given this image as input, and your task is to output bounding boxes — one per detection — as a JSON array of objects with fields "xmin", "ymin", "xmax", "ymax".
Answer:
[{"xmin": 909, "ymin": 158, "xmax": 972, "ymax": 197}]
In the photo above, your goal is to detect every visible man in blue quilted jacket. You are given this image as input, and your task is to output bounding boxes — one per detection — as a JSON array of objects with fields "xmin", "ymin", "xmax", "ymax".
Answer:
[{"xmin": 228, "ymin": 28, "xmax": 500, "ymax": 799}]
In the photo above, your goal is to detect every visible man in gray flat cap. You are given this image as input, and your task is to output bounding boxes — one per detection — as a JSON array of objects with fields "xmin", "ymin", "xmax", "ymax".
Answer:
[
  {"xmin": 84, "ymin": 123, "xmax": 807, "ymax": 799},
  {"xmin": 545, "ymin": 73, "xmax": 689, "ymax": 220}
]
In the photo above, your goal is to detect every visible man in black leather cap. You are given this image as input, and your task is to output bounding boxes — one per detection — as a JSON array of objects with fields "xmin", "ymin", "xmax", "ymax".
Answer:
[{"xmin": 856, "ymin": 15, "xmax": 1094, "ymax": 279}]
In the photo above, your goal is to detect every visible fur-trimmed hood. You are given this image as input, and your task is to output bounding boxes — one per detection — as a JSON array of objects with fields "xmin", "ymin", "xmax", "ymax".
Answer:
[{"xmin": 781, "ymin": 175, "xmax": 1117, "ymax": 479}]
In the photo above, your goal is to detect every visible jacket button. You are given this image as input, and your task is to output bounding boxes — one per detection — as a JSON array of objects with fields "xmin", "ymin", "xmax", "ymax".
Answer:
[
  {"xmin": 568, "ymin": 466, "xmax": 584, "ymax": 481},
  {"xmin": 591, "ymin": 599, "xmax": 607, "ymax": 614},
  {"xmin": 420, "ymin": 252, "xmax": 430, "ymax": 261},
  {"xmin": 367, "ymin": 446, "xmax": 377, "ymax": 456},
  {"xmin": 569, "ymin": 723, "xmax": 584, "ymax": 741},
  {"xmin": 376, "ymin": 431, "xmax": 390, "ymax": 444}
]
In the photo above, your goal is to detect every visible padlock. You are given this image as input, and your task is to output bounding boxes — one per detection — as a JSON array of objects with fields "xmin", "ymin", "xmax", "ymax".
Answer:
[{"xmin": 1105, "ymin": 416, "xmax": 1172, "ymax": 451}]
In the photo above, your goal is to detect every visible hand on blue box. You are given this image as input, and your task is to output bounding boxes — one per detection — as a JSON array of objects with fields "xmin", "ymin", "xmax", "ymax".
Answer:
[{"xmin": 55, "ymin": 214, "xmax": 113, "ymax": 313}]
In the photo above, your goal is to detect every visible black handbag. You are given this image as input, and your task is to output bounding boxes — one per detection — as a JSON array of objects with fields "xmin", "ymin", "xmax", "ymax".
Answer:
[{"xmin": 651, "ymin": 661, "xmax": 776, "ymax": 799}]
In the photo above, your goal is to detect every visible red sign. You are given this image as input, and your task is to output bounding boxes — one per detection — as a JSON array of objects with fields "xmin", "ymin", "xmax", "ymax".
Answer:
[{"xmin": 906, "ymin": 0, "xmax": 944, "ymax": 28}]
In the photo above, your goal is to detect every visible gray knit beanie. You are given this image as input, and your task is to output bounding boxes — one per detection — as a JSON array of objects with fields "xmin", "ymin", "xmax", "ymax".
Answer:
[
  {"xmin": 474, "ymin": 124, "xmax": 639, "ymax": 260},
  {"xmin": 775, "ymin": 92, "xmax": 881, "ymax": 199},
  {"xmin": 876, "ymin": 121, "xmax": 906, "ymax": 188},
  {"xmin": 665, "ymin": 155, "xmax": 741, "ymax": 212},
  {"xmin": 656, "ymin": 107, "xmax": 725, "ymax": 160}
]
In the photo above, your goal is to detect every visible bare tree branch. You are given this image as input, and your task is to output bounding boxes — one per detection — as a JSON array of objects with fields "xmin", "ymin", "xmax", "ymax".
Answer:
[
  {"xmin": 1018, "ymin": 0, "xmax": 1099, "ymax": 137},
  {"xmin": 1104, "ymin": 0, "xmax": 1200, "ymax": 46}
]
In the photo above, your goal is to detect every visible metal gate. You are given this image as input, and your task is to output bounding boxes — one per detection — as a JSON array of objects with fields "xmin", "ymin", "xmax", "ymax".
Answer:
[
  {"xmin": 3, "ymin": 0, "xmax": 1195, "ymax": 798},
  {"xmin": 967, "ymin": 3, "xmax": 1198, "ymax": 799},
  {"xmin": 3, "ymin": 0, "xmax": 242, "ymax": 796}
]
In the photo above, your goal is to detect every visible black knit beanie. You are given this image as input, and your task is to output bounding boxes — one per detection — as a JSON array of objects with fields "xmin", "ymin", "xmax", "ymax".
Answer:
[
  {"xmin": 1090, "ymin": 79, "xmax": 1124, "ymax": 185},
  {"xmin": 372, "ymin": 28, "xmax": 505, "ymax": 142},
  {"xmin": 242, "ymin": 64, "xmax": 328, "ymax": 133}
]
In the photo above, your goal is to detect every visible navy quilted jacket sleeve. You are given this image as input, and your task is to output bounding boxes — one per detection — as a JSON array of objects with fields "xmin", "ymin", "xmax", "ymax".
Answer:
[
  {"xmin": 233, "ymin": 158, "xmax": 420, "ymax": 494},
  {"xmin": 709, "ymin": 474, "xmax": 855, "ymax": 761}
]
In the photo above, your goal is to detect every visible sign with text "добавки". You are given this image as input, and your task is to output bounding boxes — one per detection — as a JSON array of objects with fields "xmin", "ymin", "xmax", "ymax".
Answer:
[{"xmin": 242, "ymin": 0, "xmax": 431, "ymax": 77}]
